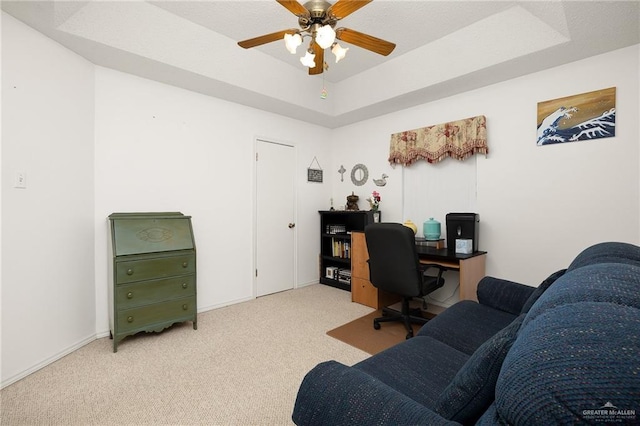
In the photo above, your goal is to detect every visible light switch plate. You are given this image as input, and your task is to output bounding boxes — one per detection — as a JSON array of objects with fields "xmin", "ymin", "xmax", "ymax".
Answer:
[{"xmin": 14, "ymin": 172, "xmax": 27, "ymax": 189}]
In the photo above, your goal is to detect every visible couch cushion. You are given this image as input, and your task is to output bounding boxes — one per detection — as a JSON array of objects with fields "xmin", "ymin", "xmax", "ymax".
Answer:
[
  {"xmin": 567, "ymin": 241, "xmax": 640, "ymax": 271},
  {"xmin": 433, "ymin": 315, "xmax": 524, "ymax": 425},
  {"xmin": 520, "ymin": 269, "xmax": 567, "ymax": 314},
  {"xmin": 354, "ymin": 335, "xmax": 469, "ymax": 409},
  {"xmin": 292, "ymin": 360, "xmax": 460, "ymax": 426},
  {"xmin": 495, "ymin": 302, "xmax": 640, "ymax": 425},
  {"xmin": 476, "ymin": 277, "xmax": 535, "ymax": 315},
  {"xmin": 524, "ymin": 263, "xmax": 640, "ymax": 328},
  {"xmin": 418, "ymin": 300, "xmax": 517, "ymax": 355}
]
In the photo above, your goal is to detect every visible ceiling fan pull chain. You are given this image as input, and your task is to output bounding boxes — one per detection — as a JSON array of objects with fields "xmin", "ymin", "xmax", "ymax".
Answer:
[{"xmin": 321, "ymin": 72, "xmax": 327, "ymax": 99}]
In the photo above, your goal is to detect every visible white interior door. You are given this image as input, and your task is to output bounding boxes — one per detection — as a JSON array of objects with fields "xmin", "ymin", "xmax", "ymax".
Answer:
[{"xmin": 255, "ymin": 139, "xmax": 296, "ymax": 297}]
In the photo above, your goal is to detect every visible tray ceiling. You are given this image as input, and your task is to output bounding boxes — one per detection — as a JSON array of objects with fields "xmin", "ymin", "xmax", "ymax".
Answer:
[{"xmin": 3, "ymin": 1, "xmax": 639, "ymax": 127}]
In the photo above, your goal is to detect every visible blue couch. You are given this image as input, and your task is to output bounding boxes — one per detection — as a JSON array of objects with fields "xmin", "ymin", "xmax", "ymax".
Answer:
[{"xmin": 292, "ymin": 242, "xmax": 640, "ymax": 425}]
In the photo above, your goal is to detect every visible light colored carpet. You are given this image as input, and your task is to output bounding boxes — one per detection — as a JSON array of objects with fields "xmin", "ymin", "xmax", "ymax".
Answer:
[{"xmin": 0, "ymin": 284, "xmax": 374, "ymax": 425}]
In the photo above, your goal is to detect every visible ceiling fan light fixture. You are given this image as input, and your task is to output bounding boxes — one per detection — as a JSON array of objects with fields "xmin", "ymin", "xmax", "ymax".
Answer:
[
  {"xmin": 300, "ymin": 50, "xmax": 316, "ymax": 68},
  {"xmin": 284, "ymin": 33, "xmax": 302, "ymax": 54},
  {"xmin": 315, "ymin": 25, "xmax": 336, "ymax": 49},
  {"xmin": 237, "ymin": 0, "xmax": 394, "ymax": 76},
  {"xmin": 331, "ymin": 42, "xmax": 348, "ymax": 63}
]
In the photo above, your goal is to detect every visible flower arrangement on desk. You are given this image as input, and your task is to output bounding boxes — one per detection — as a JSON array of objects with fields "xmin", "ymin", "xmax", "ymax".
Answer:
[{"xmin": 367, "ymin": 191, "xmax": 381, "ymax": 211}]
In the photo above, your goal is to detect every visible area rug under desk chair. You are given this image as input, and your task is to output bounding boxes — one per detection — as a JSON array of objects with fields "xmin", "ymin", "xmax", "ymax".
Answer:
[
  {"xmin": 364, "ymin": 223, "xmax": 446, "ymax": 339},
  {"xmin": 327, "ymin": 307, "xmax": 436, "ymax": 355}
]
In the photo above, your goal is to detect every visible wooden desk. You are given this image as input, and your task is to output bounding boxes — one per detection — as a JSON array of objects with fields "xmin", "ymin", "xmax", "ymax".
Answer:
[
  {"xmin": 350, "ymin": 231, "xmax": 486, "ymax": 309},
  {"xmin": 415, "ymin": 246, "xmax": 487, "ymax": 302}
]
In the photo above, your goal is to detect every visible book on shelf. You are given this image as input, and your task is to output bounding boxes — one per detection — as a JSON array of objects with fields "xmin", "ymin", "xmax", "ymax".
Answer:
[
  {"xmin": 331, "ymin": 238, "xmax": 351, "ymax": 259},
  {"xmin": 326, "ymin": 224, "xmax": 347, "ymax": 234},
  {"xmin": 337, "ymin": 268, "xmax": 351, "ymax": 285},
  {"xmin": 415, "ymin": 237, "xmax": 445, "ymax": 249}
]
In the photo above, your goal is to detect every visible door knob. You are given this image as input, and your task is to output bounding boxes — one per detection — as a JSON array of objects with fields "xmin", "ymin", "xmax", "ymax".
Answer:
[{"xmin": 288, "ymin": 223, "xmax": 296, "ymax": 229}]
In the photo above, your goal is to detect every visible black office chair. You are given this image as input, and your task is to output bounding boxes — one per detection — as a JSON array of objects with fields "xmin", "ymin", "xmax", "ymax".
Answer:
[{"xmin": 365, "ymin": 223, "xmax": 446, "ymax": 339}]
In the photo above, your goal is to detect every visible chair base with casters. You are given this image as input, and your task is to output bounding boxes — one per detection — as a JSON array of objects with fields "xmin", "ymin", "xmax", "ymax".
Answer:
[{"xmin": 373, "ymin": 297, "xmax": 429, "ymax": 339}]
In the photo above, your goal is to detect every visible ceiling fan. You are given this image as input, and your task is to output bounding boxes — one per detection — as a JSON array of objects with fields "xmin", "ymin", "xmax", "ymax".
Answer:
[{"xmin": 237, "ymin": 0, "xmax": 396, "ymax": 75}]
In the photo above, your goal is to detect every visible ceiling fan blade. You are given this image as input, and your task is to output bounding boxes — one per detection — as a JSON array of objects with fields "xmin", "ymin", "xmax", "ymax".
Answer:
[
  {"xmin": 276, "ymin": 0, "xmax": 310, "ymax": 19},
  {"xmin": 309, "ymin": 42, "xmax": 324, "ymax": 75},
  {"xmin": 336, "ymin": 27, "xmax": 396, "ymax": 56},
  {"xmin": 326, "ymin": 0, "xmax": 372, "ymax": 20},
  {"xmin": 238, "ymin": 29, "xmax": 298, "ymax": 49}
]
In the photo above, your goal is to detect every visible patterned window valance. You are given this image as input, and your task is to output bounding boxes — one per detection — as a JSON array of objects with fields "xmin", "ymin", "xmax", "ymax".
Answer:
[{"xmin": 389, "ymin": 115, "xmax": 488, "ymax": 166}]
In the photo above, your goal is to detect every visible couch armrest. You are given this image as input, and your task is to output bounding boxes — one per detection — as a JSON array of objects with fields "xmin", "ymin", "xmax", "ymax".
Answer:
[
  {"xmin": 476, "ymin": 276, "xmax": 535, "ymax": 315},
  {"xmin": 292, "ymin": 361, "xmax": 460, "ymax": 426}
]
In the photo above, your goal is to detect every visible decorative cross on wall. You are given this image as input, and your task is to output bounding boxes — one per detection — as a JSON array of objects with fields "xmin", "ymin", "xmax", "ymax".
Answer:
[{"xmin": 338, "ymin": 165, "xmax": 346, "ymax": 182}]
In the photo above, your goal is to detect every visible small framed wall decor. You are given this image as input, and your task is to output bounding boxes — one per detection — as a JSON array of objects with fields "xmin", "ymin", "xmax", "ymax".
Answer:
[
  {"xmin": 307, "ymin": 157, "xmax": 323, "ymax": 183},
  {"xmin": 351, "ymin": 163, "xmax": 369, "ymax": 186}
]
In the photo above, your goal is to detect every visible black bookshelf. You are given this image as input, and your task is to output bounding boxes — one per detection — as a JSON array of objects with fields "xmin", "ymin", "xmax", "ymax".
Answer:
[{"xmin": 318, "ymin": 210, "xmax": 380, "ymax": 291}]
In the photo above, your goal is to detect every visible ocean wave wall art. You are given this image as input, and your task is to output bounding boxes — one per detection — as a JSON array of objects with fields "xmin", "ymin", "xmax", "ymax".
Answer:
[{"xmin": 536, "ymin": 87, "xmax": 616, "ymax": 146}]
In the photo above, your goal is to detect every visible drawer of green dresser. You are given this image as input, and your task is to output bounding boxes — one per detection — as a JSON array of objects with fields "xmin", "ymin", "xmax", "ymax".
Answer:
[
  {"xmin": 116, "ymin": 296, "xmax": 196, "ymax": 333},
  {"xmin": 116, "ymin": 275, "xmax": 195, "ymax": 309},
  {"xmin": 116, "ymin": 253, "xmax": 195, "ymax": 284}
]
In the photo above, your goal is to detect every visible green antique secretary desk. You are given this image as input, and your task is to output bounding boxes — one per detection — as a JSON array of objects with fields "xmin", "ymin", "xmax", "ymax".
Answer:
[{"xmin": 108, "ymin": 212, "xmax": 197, "ymax": 352}]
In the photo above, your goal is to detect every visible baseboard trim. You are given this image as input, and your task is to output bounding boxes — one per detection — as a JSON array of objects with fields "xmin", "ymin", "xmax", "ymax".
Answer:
[
  {"xmin": 1, "ymin": 334, "xmax": 96, "ymax": 390},
  {"xmin": 197, "ymin": 296, "xmax": 255, "ymax": 313}
]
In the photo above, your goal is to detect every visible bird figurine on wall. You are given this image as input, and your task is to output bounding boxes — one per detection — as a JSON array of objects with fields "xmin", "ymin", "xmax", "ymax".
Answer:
[{"xmin": 373, "ymin": 174, "xmax": 388, "ymax": 187}]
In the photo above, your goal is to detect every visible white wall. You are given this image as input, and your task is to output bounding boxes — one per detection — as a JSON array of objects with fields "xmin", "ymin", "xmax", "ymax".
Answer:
[
  {"xmin": 1, "ymin": 13, "xmax": 96, "ymax": 385},
  {"xmin": 331, "ymin": 44, "xmax": 640, "ymax": 288},
  {"xmin": 477, "ymin": 47, "xmax": 639, "ymax": 283},
  {"xmin": 93, "ymin": 67, "xmax": 332, "ymax": 335}
]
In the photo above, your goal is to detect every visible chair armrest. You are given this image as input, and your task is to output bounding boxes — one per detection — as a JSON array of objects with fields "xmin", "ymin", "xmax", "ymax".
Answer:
[
  {"xmin": 476, "ymin": 276, "xmax": 535, "ymax": 315},
  {"xmin": 420, "ymin": 263, "xmax": 447, "ymax": 280},
  {"xmin": 292, "ymin": 361, "xmax": 460, "ymax": 426}
]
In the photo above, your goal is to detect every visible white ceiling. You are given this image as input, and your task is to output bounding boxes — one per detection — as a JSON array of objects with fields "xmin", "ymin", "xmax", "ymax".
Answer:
[{"xmin": 3, "ymin": 0, "xmax": 639, "ymax": 128}]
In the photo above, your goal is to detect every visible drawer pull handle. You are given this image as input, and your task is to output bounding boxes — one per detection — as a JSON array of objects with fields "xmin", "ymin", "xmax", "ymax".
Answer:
[
  {"xmin": 127, "ymin": 292, "xmax": 133, "ymax": 299},
  {"xmin": 182, "ymin": 304, "xmax": 188, "ymax": 310},
  {"xmin": 127, "ymin": 269, "xmax": 134, "ymax": 275},
  {"xmin": 182, "ymin": 262, "xmax": 188, "ymax": 268},
  {"xmin": 127, "ymin": 316, "xmax": 134, "ymax": 323},
  {"xmin": 182, "ymin": 283, "xmax": 188, "ymax": 289}
]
